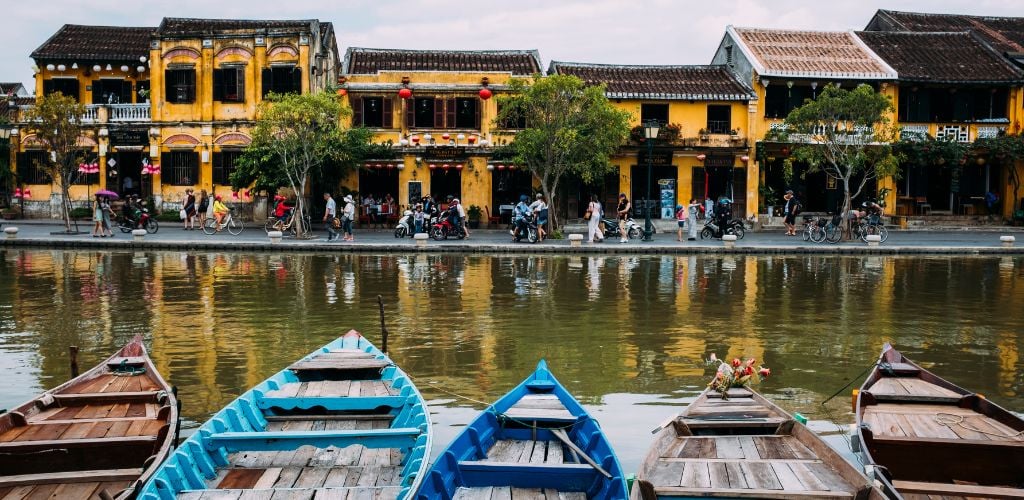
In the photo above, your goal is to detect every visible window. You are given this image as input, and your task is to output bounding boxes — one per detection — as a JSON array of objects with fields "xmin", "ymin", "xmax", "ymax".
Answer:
[
  {"xmin": 42, "ymin": 79, "xmax": 79, "ymax": 101},
  {"xmin": 497, "ymin": 102, "xmax": 527, "ymax": 129},
  {"xmin": 261, "ymin": 66, "xmax": 302, "ymax": 97},
  {"xmin": 213, "ymin": 67, "xmax": 245, "ymax": 103},
  {"xmin": 706, "ymin": 105, "xmax": 732, "ymax": 134},
  {"xmin": 352, "ymin": 96, "xmax": 393, "ymax": 128},
  {"xmin": 212, "ymin": 150, "xmax": 242, "ymax": 185},
  {"xmin": 764, "ymin": 85, "xmax": 814, "ymax": 119},
  {"xmin": 165, "ymin": 69, "xmax": 196, "ymax": 104},
  {"xmin": 406, "ymin": 98, "xmax": 482, "ymax": 129},
  {"xmin": 92, "ymin": 79, "xmax": 132, "ymax": 104},
  {"xmin": 898, "ymin": 87, "xmax": 1009, "ymax": 123},
  {"xmin": 640, "ymin": 103, "xmax": 669, "ymax": 125},
  {"xmin": 162, "ymin": 151, "xmax": 198, "ymax": 186},
  {"xmin": 16, "ymin": 152, "xmax": 50, "ymax": 184},
  {"xmin": 136, "ymin": 80, "xmax": 149, "ymax": 103}
]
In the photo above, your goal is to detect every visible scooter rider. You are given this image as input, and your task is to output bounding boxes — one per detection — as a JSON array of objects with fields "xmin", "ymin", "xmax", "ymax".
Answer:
[
  {"xmin": 512, "ymin": 194, "xmax": 531, "ymax": 240},
  {"xmin": 447, "ymin": 198, "xmax": 463, "ymax": 236}
]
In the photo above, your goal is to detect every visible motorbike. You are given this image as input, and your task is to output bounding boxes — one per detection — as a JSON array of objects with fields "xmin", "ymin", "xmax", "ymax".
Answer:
[
  {"xmin": 430, "ymin": 211, "xmax": 466, "ymax": 240},
  {"xmin": 512, "ymin": 213, "xmax": 539, "ymax": 243},
  {"xmin": 118, "ymin": 207, "xmax": 158, "ymax": 234},
  {"xmin": 600, "ymin": 216, "xmax": 645, "ymax": 240},
  {"xmin": 394, "ymin": 210, "xmax": 414, "ymax": 238},
  {"xmin": 700, "ymin": 217, "xmax": 745, "ymax": 239}
]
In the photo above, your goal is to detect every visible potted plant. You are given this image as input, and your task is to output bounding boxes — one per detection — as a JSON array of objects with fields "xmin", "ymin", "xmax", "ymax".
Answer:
[
  {"xmin": 698, "ymin": 128, "xmax": 709, "ymax": 141},
  {"xmin": 730, "ymin": 128, "xmax": 741, "ymax": 141},
  {"xmin": 467, "ymin": 205, "xmax": 482, "ymax": 229},
  {"xmin": 1, "ymin": 206, "xmax": 21, "ymax": 220},
  {"xmin": 137, "ymin": 88, "xmax": 150, "ymax": 104},
  {"xmin": 759, "ymin": 184, "xmax": 777, "ymax": 216}
]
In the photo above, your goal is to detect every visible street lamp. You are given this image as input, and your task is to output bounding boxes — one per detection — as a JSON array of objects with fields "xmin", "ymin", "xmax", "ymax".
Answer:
[{"xmin": 642, "ymin": 120, "xmax": 660, "ymax": 241}]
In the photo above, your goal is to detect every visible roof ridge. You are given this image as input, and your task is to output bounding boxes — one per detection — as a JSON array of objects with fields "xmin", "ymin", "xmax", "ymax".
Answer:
[
  {"xmin": 550, "ymin": 61, "xmax": 728, "ymax": 70},
  {"xmin": 348, "ymin": 47, "xmax": 539, "ymax": 55},
  {"xmin": 857, "ymin": 30, "xmax": 974, "ymax": 36},
  {"xmin": 161, "ymin": 17, "xmax": 317, "ymax": 23},
  {"xmin": 879, "ymin": 9, "xmax": 1024, "ymax": 21}
]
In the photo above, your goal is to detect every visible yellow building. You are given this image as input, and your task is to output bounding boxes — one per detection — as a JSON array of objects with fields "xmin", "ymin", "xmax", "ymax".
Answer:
[
  {"xmin": 338, "ymin": 47, "xmax": 541, "ymax": 220},
  {"xmin": 711, "ymin": 27, "xmax": 899, "ymax": 215},
  {"xmin": 548, "ymin": 63, "xmax": 757, "ymax": 219},
  {"xmin": 11, "ymin": 18, "xmax": 338, "ymax": 216}
]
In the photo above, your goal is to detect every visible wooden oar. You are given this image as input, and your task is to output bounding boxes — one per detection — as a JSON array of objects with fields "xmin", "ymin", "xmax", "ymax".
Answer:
[{"xmin": 550, "ymin": 428, "xmax": 612, "ymax": 479}]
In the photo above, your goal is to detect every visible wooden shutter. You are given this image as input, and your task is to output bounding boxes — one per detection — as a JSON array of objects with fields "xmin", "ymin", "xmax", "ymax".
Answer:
[
  {"xmin": 236, "ymin": 68, "xmax": 245, "ymax": 102},
  {"xmin": 120, "ymin": 80, "xmax": 132, "ymax": 104},
  {"xmin": 212, "ymin": 152, "xmax": 224, "ymax": 185},
  {"xmin": 474, "ymin": 98, "xmax": 481, "ymax": 129},
  {"xmin": 91, "ymin": 80, "xmax": 103, "ymax": 104},
  {"xmin": 187, "ymin": 70, "xmax": 197, "ymax": 103},
  {"xmin": 445, "ymin": 98, "xmax": 456, "ymax": 129},
  {"xmin": 405, "ymin": 98, "xmax": 415, "ymax": 128},
  {"xmin": 163, "ymin": 70, "xmax": 174, "ymax": 102},
  {"xmin": 212, "ymin": 69, "xmax": 224, "ymax": 101},
  {"xmin": 434, "ymin": 98, "xmax": 445, "ymax": 129},
  {"xmin": 291, "ymin": 67, "xmax": 302, "ymax": 94},
  {"xmin": 352, "ymin": 96, "xmax": 363, "ymax": 126},
  {"xmin": 42, "ymin": 80, "xmax": 55, "ymax": 96},
  {"xmin": 382, "ymin": 97, "xmax": 393, "ymax": 128},
  {"xmin": 261, "ymin": 68, "xmax": 272, "ymax": 98}
]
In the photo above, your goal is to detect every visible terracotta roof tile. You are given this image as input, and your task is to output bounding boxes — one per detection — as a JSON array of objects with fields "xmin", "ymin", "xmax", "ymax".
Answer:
[
  {"xmin": 31, "ymin": 24, "xmax": 155, "ymax": 62},
  {"xmin": 870, "ymin": 10, "xmax": 1024, "ymax": 55},
  {"xmin": 731, "ymin": 27, "xmax": 896, "ymax": 79},
  {"xmin": 857, "ymin": 31, "xmax": 1023, "ymax": 83},
  {"xmin": 548, "ymin": 62, "xmax": 755, "ymax": 100},
  {"xmin": 344, "ymin": 48, "xmax": 541, "ymax": 76},
  {"xmin": 158, "ymin": 18, "xmax": 315, "ymax": 37}
]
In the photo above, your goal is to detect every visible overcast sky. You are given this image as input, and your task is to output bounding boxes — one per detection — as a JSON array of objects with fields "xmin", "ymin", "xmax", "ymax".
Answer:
[{"xmin": 3, "ymin": 0, "xmax": 1022, "ymax": 89}]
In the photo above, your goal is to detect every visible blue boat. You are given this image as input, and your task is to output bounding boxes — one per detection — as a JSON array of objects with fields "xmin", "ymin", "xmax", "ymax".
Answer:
[
  {"xmin": 138, "ymin": 330, "xmax": 431, "ymax": 500},
  {"xmin": 416, "ymin": 360, "xmax": 628, "ymax": 499}
]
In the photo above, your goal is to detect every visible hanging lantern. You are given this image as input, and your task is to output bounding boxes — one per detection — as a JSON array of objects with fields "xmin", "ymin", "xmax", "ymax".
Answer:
[
  {"xmin": 442, "ymin": 163, "xmax": 450, "ymax": 170},
  {"xmin": 232, "ymin": 191, "xmax": 239, "ymax": 199},
  {"xmin": 375, "ymin": 163, "xmax": 383, "ymax": 169},
  {"xmin": 456, "ymin": 134, "xmax": 466, "ymax": 141},
  {"xmin": 386, "ymin": 163, "xmax": 395, "ymax": 170},
  {"xmin": 137, "ymin": 66, "xmax": 146, "ymax": 73},
  {"xmin": 23, "ymin": 189, "xmax": 30, "ymax": 197},
  {"xmin": 396, "ymin": 163, "xmax": 405, "ymax": 170},
  {"xmin": 509, "ymin": 165, "xmax": 517, "ymax": 171},
  {"xmin": 455, "ymin": 164, "xmax": 464, "ymax": 171},
  {"xmin": 244, "ymin": 190, "xmax": 252, "ymax": 199},
  {"xmin": 105, "ymin": 64, "xmax": 112, "ymax": 71},
  {"xmin": 479, "ymin": 139, "xmax": 489, "ymax": 147},
  {"xmin": 14, "ymin": 188, "xmax": 22, "ymax": 198},
  {"xmin": 497, "ymin": 164, "xmax": 506, "ymax": 170},
  {"xmin": 398, "ymin": 87, "xmax": 412, "ymax": 99},
  {"xmin": 399, "ymin": 139, "xmax": 409, "ymax": 146},
  {"xmin": 740, "ymin": 155, "xmax": 750, "ymax": 162},
  {"xmin": 486, "ymin": 164, "xmax": 495, "ymax": 171},
  {"xmin": 45, "ymin": 64, "xmax": 55, "ymax": 71},
  {"xmin": 696, "ymin": 154, "xmax": 707, "ymax": 162},
  {"xmin": 423, "ymin": 133, "xmax": 433, "ymax": 142},
  {"xmin": 468, "ymin": 136, "xmax": 477, "ymax": 145},
  {"xmin": 479, "ymin": 88, "xmax": 493, "ymax": 100},
  {"xmin": 780, "ymin": 146, "xmax": 790, "ymax": 156},
  {"xmin": 336, "ymin": 88, "xmax": 348, "ymax": 96},
  {"xmin": 441, "ymin": 133, "xmax": 451, "ymax": 141},
  {"xmin": 410, "ymin": 135, "xmax": 420, "ymax": 144},
  {"xmin": 92, "ymin": 64, "xmax": 101, "ymax": 72},
  {"xmin": 429, "ymin": 164, "xmax": 437, "ymax": 170}
]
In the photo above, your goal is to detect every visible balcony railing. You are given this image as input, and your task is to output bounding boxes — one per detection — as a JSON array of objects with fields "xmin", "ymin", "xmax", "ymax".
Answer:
[
  {"xmin": 14, "ymin": 103, "xmax": 150, "ymax": 124},
  {"xmin": 109, "ymin": 104, "xmax": 150, "ymax": 122}
]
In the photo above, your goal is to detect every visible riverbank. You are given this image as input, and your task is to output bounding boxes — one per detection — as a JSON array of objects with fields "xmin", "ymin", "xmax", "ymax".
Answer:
[{"xmin": 1, "ymin": 220, "xmax": 1023, "ymax": 254}]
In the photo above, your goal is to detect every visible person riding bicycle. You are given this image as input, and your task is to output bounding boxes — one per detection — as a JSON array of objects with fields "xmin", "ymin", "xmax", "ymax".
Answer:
[
  {"xmin": 273, "ymin": 195, "xmax": 294, "ymax": 228},
  {"xmin": 512, "ymin": 194, "xmax": 531, "ymax": 239},
  {"xmin": 212, "ymin": 195, "xmax": 230, "ymax": 232}
]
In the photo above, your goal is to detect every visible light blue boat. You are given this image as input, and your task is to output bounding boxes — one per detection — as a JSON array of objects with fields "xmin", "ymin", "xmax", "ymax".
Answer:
[
  {"xmin": 416, "ymin": 360, "xmax": 628, "ymax": 499},
  {"xmin": 138, "ymin": 330, "xmax": 431, "ymax": 499}
]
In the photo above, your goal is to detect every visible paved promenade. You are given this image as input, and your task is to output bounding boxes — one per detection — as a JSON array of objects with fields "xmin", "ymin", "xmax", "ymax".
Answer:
[{"xmin": 0, "ymin": 219, "xmax": 1022, "ymax": 254}]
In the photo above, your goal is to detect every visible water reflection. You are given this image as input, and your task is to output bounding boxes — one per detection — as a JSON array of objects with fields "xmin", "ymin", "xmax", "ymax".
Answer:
[{"xmin": 1, "ymin": 250, "xmax": 1022, "ymax": 470}]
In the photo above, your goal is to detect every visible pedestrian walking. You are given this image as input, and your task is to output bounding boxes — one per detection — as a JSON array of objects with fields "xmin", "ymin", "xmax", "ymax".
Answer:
[
  {"xmin": 91, "ymin": 194, "xmax": 104, "ymax": 237},
  {"xmin": 323, "ymin": 193, "xmax": 339, "ymax": 241},
  {"xmin": 101, "ymin": 196, "xmax": 114, "ymax": 237},
  {"xmin": 182, "ymin": 188, "xmax": 196, "ymax": 230},
  {"xmin": 531, "ymin": 193, "xmax": 548, "ymax": 242},
  {"xmin": 617, "ymin": 193, "xmax": 631, "ymax": 243},
  {"xmin": 342, "ymin": 195, "xmax": 356, "ymax": 241},
  {"xmin": 196, "ymin": 190, "xmax": 209, "ymax": 229},
  {"xmin": 783, "ymin": 190, "xmax": 798, "ymax": 236},
  {"xmin": 413, "ymin": 204, "xmax": 425, "ymax": 234},
  {"xmin": 454, "ymin": 198, "xmax": 470, "ymax": 238},
  {"xmin": 687, "ymin": 198, "xmax": 699, "ymax": 241},
  {"xmin": 675, "ymin": 203, "xmax": 687, "ymax": 242},
  {"xmin": 586, "ymin": 194, "xmax": 604, "ymax": 243}
]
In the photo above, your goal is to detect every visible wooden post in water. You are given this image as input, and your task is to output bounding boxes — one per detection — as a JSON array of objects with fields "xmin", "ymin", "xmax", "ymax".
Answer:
[
  {"xmin": 69, "ymin": 346, "xmax": 79, "ymax": 378},
  {"xmin": 377, "ymin": 294, "xmax": 389, "ymax": 354}
]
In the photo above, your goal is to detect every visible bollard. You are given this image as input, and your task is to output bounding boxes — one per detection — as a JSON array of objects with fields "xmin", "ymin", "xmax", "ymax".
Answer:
[
  {"xmin": 722, "ymin": 234, "xmax": 737, "ymax": 248},
  {"xmin": 4, "ymin": 227, "xmax": 18, "ymax": 239},
  {"xmin": 866, "ymin": 234, "xmax": 881, "ymax": 246},
  {"xmin": 568, "ymin": 234, "xmax": 584, "ymax": 247},
  {"xmin": 1001, "ymin": 235, "xmax": 1015, "ymax": 248},
  {"xmin": 414, "ymin": 233, "xmax": 429, "ymax": 247},
  {"xmin": 268, "ymin": 230, "xmax": 283, "ymax": 244},
  {"xmin": 132, "ymin": 229, "xmax": 147, "ymax": 242}
]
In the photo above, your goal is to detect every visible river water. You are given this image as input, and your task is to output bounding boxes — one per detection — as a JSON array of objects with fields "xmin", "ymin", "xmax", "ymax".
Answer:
[{"xmin": 1, "ymin": 250, "xmax": 1022, "ymax": 471}]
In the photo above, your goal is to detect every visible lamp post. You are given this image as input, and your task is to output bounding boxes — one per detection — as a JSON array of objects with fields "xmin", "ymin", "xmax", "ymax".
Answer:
[{"xmin": 642, "ymin": 120, "xmax": 660, "ymax": 241}]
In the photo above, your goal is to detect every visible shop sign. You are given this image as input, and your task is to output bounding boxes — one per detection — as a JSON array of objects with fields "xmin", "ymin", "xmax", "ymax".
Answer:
[
  {"xmin": 424, "ymin": 146, "xmax": 467, "ymax": 161},
  {"xmin": 109, "ymin": 129, "xmax": 148, "ymax": 146},
  {"xmin": 637, "ymin": 150, "xmax": 673, "ymax": 167},
  {"xmin": 705, "ymin": 155, "xmax": 735, "ymax": 168}
]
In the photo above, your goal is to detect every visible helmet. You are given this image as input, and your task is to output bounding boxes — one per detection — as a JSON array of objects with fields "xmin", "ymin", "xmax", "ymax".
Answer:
[
  {"xmin": 861, "ymin": 201, "xmax": 870, "ymax": 208},
  {"xmin": 520, "ymin": 194, "xmax": 529, "ymax": 202}
]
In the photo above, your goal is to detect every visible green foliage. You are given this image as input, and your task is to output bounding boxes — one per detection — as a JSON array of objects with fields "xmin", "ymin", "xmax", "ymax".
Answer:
[
  {"xmin": 467, "ymin": 205, "xmax": 482, "ymax": 221},
  {"xmin": 894, "ymin": 134, "xmax": 969, "ymax": 168},
  {"xmin": 629, "ymin": 122, "xmax": 682, "ymax": 144},
  {"xmin": 69, "ymin": 207, "xmax": 91, "ymax": 219},
  {"xmin": 22, "ymin": 93, "xmax": 89, "ymax": 230},
  {"xmin": 495, "ymin": 74, "xmax": 631, "ymax": 228},
  {"xmin": 976, "ymin": 133, "xmax": 1024, "ymax": 211}
]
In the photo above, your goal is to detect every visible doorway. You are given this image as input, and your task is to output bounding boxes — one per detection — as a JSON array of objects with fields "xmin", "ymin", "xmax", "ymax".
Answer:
[
  {"xmin": 114, "ymin": 151, "xmax": 144, "ymax": 197},
  {"xmin": 430, "ymin": 169, "xmax": 462, "ymax": 204},
  {"xmin": 631, "ymin": 165, "xmax": 677, "ymax": 219}
]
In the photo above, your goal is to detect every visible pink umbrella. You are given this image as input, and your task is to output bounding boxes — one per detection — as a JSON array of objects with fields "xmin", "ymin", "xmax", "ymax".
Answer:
[{"xmin": 95, "ymin": 189, "xmax": 120, "ymax": 199}]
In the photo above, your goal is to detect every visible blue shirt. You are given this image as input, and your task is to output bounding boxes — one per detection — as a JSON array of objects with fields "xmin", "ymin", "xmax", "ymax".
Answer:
[{"xmin": 514, "ymin": 202, "xmax": 530, "ymax": 221}]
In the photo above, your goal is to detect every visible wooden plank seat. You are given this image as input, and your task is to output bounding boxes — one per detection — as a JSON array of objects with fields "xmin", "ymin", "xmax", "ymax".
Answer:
[
  {"xmin": 257, "ymin": 395, "xmax": 406, "ymax": 412},
  {"xmin": 486, "ymin": 440, "xmax": 566, "ymax": 464},
  {"xmin": 891, "ymin": 480, "xmax": 1024, "ymax": 499},
  {"xmin": 458, "ymin": 461, "xmax": 597, "ymax": 491},
  {"xmin": 178, "ymin": 486, "xmax": 403, "ymax": 499},
  {"xmin": 0, "ymin": 468, "xmax": 143, "ymax": 488},
  {"xmin": 453, "ymin": 487, "xmax": 587, "ymax": 500},
  {"xmin": 287, "ymin": 352, "xmax": 392, "ymax": 372},
  {"xmin": 105, "ymin": 356, "xmax": 146, "ymax": 368},
  {"xmin": 49, "ymin": 390, "xmax": 164, "ymax": 405},
  {"xmin": 645, "ymin": 457, "xmax": 856, "ymax": 498},
  {"xmin": 264, "ymin": 414, "xmax": 393, "ymax": 422},
  {"xmin": 651, "ymin": 486, "xmax": 854, "ymax": 498},
  {"xmin": 503, "ymin": 395, "xmax": 575, "ymax": 422},
  {"xmin": 0, "ymin": 435, "xmax": 157, "ymax": 453},
  {"xmin": 206, "ymin": 428, "xmax": 421, "ymax": 453}
]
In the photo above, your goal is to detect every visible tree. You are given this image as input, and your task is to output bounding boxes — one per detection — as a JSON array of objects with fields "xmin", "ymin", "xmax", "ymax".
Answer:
[
  {"xmin": 975, "ymin": 133, "xmax": 1024, "ymax": 215},
  {"xmin": 22, "ymin": 93, "xmax": 89, "ymax": 232},
  {"xmin": 237, "ymin": 91, "xmax": 368, "ymax": 238},
  {"xmin": 773, "ymin": 84, "xmax": 900, "ymax": 234},
  {"xmin": 495, "ymin": 74, "xmax": 631, "ymax": 229}
]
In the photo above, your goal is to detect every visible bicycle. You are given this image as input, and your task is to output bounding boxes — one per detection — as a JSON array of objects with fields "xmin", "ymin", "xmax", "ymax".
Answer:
[
  {"xmin": 801, "ymin": 216, "xmax": 826, "ymax": 243},
  {"xmin": 264, "ymin": 210, "xmax": 310, "ymax": 237},
  {"xmin": 823, "ymin": 214, "xmax": 843, "ymax": 244},
  {"xmin": 853, "ymin": 214, "xmax": 888, "ymax": 243},
  {"xmin": 203, "ymin": 208, "xmax": 244, "ymax": 235}
]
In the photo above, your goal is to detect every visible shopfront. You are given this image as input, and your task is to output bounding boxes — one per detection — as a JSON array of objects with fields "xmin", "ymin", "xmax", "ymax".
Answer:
[
  {"xmin": 108, "ymin": 128, "xmax": 149, "ymax": 197},
  {"xmin": 631, "ymin": 150, "xmax": 677, "ymax": 219}
]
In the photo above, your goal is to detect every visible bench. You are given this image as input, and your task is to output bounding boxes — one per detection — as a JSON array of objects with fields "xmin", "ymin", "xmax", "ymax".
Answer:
[
  {"xmin": 892, "ymin": 480, "xmax": 1024, "ymax": 499},
  {"xmin": 0, "ymin": 435, "xmax": 157, "ymax": 453},
  {"xmin": 457, "ymin": 461, "xmax": 596, "ymax": 490},
  {"xmin": 51, "ymin": 391, "xmax": 163, "ymax": 405},
  {"xmin": 0, "ymin": 468, "xmax": 143, "ymax": 487},
  {"xmin": 205, "ymin": 427, "xmax": 421, "ymax": 452},
  {"xmin": 257, "ymin": 395, "xmax": 406, "ymax": 412}
]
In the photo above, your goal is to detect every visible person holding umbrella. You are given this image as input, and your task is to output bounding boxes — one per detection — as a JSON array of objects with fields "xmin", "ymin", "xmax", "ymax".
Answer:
[{"xmin": 95, "ymin": 189, "xmax": 119, "ymax": 237}]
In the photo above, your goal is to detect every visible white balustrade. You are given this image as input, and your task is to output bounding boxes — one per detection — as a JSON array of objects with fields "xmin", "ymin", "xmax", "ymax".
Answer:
[{"xmin": 109, "ymin": 104, "xmax": 151, "ymax": 122}]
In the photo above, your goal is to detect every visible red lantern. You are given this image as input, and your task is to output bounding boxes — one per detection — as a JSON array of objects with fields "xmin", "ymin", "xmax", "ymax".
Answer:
[
  {"xmin": 23, "ymin": 189, "xmax": 30, "ymax": 197},
  {"xmin": 696, "ymin": 154, "xmax": 707, "ymax": 162},
  {"xmin": 497, "ymin": 164, "xmax": 506, "ymax": 170},
  {"xmin": 375, "ymin": 163, "xmax": 383, "ymax": 169},
  {"xmin": 429, "ymin": 164, "xmax": 437, "ymax": 170},
  {"xmin": 780, "ymin": 146, "xmax": 790, "ymax": 156},
  {"xmin": 387, "ymin": 163, "xmax": 395, "ymax": 169},
  {"xmin": 479, "ymin": 87, "xmax": 493, "ymax": 100},
  {"xmin": 232, "ymin": 191, "xmax": 239, "ymax": 199},
  {"xmin": 740, "ymin": 155, "xmax": 750, "ymax": 162},
  {"xmin": 336, "ymin": 88, "xmax": 348, "ymax": 96},
  {"xmin": 509, "ymin": 165, "xmax": 517, "ymax": 171},
  {"xmin": 411, "ymin": 135, "xmax": 420, "ymax": 144},
  {"xmin": 467, "ymin": 136, "xmax": 477, "ymax": 145},
  {"xmin": 442, "ymin": 163, "xmax": 450, "ymax": 170},
  {"xmin": 13, "ymin": 188, "xmax": 21, "ymax": 198},
  {"xmin": 455, "ymin": 164, "xmax": 464, "ymax": 171},
  {"xmin": 441, "ymin": 133, "xmax": 451, "ymax": 141},
  {"xmin": 398, "ymin": 88, "xmax": 412, "ymax": 99}
]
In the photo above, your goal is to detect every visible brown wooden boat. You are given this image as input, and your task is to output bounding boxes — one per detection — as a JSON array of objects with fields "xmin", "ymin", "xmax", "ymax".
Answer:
[
  {"xmin": 856, "ymin": 343, "xmax": 1024, "ymax": 499},
  {"xmin": 633, "ymin": 387, "xmax": 882, "ymax": 499},
  {"xmin": 0, "ymin": 335, "xmax": 178, "ymax": 500}
]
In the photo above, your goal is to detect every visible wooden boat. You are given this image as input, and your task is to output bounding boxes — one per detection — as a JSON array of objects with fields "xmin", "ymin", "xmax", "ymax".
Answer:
[
  {"xmin": 415, "ymin": 360, "xmax": 628, "ymax": 499},
  {"xmin": 855, "ymin": 343, "xmax": 1024, "ymax": 499},
  {"xmin": 0, "ymin": 335, "xmax": 178, "ymax": 500},
  {"xmin": 137, "ymin": 329, "xmax": 431, "ymax": 500},
  {"xmin": 633, "ymin": 387, "xmax": 881, "ymax": 500}
]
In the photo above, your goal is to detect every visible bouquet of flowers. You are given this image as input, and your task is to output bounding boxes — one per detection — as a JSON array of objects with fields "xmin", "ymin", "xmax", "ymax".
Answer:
[{"xmin": 706, "ymin": 353, "xmax": 770, "ymax": 397}]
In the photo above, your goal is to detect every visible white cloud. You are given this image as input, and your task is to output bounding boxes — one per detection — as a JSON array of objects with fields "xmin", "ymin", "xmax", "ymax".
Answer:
[{"xmin": 2, "ymin": 0, "xmax": 1023, "ymax": 88}]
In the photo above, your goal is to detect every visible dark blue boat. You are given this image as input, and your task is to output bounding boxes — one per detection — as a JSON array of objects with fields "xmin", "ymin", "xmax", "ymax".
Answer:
[{"xmin": 417, "ymin": 360, "xmax": 628, "ymax": 499}]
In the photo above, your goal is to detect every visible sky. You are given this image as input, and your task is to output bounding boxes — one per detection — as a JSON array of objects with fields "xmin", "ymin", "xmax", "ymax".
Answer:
[{"xmin": 2, "ymin": 0, "xmax": 1022, "ymax": 90}]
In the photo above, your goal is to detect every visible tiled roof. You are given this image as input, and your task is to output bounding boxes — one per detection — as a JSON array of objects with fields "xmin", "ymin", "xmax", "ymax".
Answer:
[
  {"xmin": 729, "ymin": 27, "xmax": 897, "ymax": 79},
  {"xmin": 31, "ymin": 24, "xmax": 155, "ymax": 62},
  {"xmin": 548, "ymin": 62, "xmax": 755, "ymax": 101},
  {"xmin": 869, "ymin": 10, "xmax": 1024, "ymax": 55},
  {"xmin": 0, "ymin": 83, "xmax": 26, "ymax": 96},
  {"xmin": 856, "ymin": 31, "xmax": 1024, "ymax": 84},
  {"xmin": 158, "ymin": 18, "xmax": 315, "ymax": 37},
  {"xmin": 344, "ymin": 48, "xmax": 542, "ymax": 76}
]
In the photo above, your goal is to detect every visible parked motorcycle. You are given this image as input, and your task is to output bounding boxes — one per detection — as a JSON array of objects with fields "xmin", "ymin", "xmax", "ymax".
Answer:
[
  {"xmin": 600, "ymin": 216, "xmax": 644, "ymax": 240},
  {"xmin": 394, "ymin": 210, "xmax": 414, "ymax": 238},
  {"xmin": 430, "ymin": 212, "xmax": 466, "ymax": 240},
  {"xmin": 117, "ymin": 207, "xmax": 158, "ymax": 234},
  {"xmin": 700, "ymin": 217, "xmax": 745, "ymax": 239},
  {"xmin": 512, "ymin": 213, "xmax": 539, "ymax": 243}
]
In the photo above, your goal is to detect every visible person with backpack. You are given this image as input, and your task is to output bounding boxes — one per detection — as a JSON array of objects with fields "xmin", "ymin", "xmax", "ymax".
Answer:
[{"xmin": 783, "ymin": 190, "xmax": 801, "ymax": 236}]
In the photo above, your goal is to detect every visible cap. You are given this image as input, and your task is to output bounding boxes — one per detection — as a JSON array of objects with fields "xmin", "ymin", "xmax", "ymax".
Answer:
[{"xmin": 520, "ymin": 194, "xmax": 529, "ymax": 202}]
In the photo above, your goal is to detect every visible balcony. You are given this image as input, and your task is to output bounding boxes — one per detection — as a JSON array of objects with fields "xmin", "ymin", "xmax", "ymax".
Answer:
[
  {"xmin": 109, "ymin": 104, "xmax": 151, "ymax": 123},
  {"xmin": 13, "ymin": 103, "xmax": 150, "ymax": 125},
  {"xmin": 898, "ymin": 123, "xmax": 1007, "ymax": 143}
]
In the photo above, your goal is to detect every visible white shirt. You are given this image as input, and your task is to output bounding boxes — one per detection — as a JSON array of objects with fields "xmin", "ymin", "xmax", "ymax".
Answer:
[
  {"xmin": 344, "ymin": 201, "xmax": 356, "ymax": 219},
  {"xmin": 325, "ymin": 197, "xmax": 336, "ymax": 217},
  {"xmin": 456, "ymin": 204, "xmax": 466, "ymax": 218}
]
